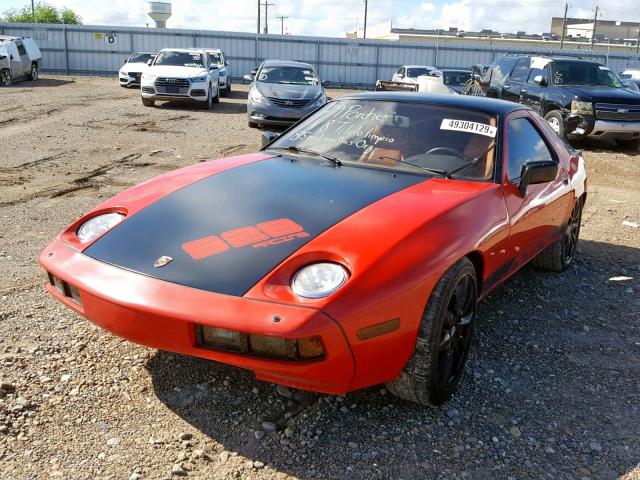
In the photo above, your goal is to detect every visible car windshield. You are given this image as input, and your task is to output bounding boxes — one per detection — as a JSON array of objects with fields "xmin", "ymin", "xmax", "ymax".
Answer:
[
  {"xmin": 208, "ymin": 52, "xmax": 222, "ymax": 65},
  {"xmin": 128, "ymin": 53, "xmax": 153, "ymax": 64},
  {"xmin": 257, "ymin": 66, "xmax": 318, "ymax": 85},
  {"xmin": 444, "ymin": 71, "xmax": 472, "ymax": 86},
  {"xmin": 406, "ymin": 67, "xmax": 432, "ymax": 78},
  {"xmin": 551, "ymin": 61, "xmax": 622, "ymax": 87},
  {"xmin": 154, "ymin": 51, "xmax": 204, "ymax": 68},
  {"xmin": 268, "ymin": 100, "xmax": 498, "ymax": 180}
]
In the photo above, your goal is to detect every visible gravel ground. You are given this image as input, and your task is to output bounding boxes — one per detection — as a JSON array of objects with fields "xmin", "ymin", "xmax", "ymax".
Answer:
[{"xmin": 0, "ymin": 75, "xmax": 639, "ymax": 480}]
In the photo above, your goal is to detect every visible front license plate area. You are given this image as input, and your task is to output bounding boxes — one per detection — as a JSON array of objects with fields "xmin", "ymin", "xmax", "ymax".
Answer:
[{"xmin": 165, "ymin": 86, "xmax": 179, "ymax": 94}]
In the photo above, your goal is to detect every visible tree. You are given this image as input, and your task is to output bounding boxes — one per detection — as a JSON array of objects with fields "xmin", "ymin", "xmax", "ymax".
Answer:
[{"xmin": 1, "ymin": 2, "xmax": 82, "ymax": 24}]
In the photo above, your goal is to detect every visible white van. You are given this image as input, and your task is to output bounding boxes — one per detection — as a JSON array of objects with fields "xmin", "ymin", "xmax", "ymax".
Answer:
[{"xmin": 0, "ymin": 36, "xmax": 42, "ymax": 86}]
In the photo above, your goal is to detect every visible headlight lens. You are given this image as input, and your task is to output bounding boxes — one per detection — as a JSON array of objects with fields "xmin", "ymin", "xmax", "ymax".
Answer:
[
  {"xmin": 218, "ymin": 69, "xmax": 227, "ymax": 76},
  {"xmin": 291, "ymin": 263, "xmax": 348, "ymax": 298},
  {"xmin": 77, "ymin": 213, "xmax": 124, "ymax": 242},
  {"xmin": 249, "ymin": 88, "xmax": 266, "ymax": 104},
  {"xmin": 141, "ymin": 73, "xmax": 156, "ymax": 82},
  {"xmin": 191, "ymin": 76, "xmax": 207, "ymax": 82},
  {"xmin": 571, "ymin": 100, "xmax": 593, "ymax": 115}
]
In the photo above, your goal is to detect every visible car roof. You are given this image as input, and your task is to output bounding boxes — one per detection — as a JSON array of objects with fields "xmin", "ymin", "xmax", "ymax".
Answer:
[
  {"xmin": 404, "ymin": 65, "xmax": 435, "ymax": 69},
  {"xmin": 261, "ymin": 59, "xmax": 314, "ymax": 69},
  {"xmin": 158, "ymin": 48, "xmax": 207, "ymax": 53},
  {"xmin": 505, "ymin": 54, "xmax": 601, "ymax": 65},
  {"xmin": 439, "ymin": 69, "xmax": 471, "ymax": 73},
  {"xmin": 336, "ymin": 92, "xmax": 528, "ymax": 116},
  {"xmin": 205, "ymin": 49, "xmax": 222, "ymax": 53}
]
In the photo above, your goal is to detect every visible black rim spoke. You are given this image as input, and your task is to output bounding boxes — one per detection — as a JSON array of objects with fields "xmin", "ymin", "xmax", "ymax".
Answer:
[{"xmin": 436, "ymin": 273, "xmax": 476, "ymax": 389}]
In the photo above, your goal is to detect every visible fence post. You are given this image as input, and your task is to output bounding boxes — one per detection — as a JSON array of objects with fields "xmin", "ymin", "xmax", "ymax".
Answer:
[
  {"xmin": 130, "ymin": 28, "xmax": 134, "ymax": 53},
  {"xmin": 316, "ymin": 40, "xmax": 321, "ymax": 80},
  {"xmin": 193, "ymin": 33, "xmax": 197, "ymax": 48},
  {"xmin": 63, "ymin": 25, "xmax": 70, "ymax": 75}
]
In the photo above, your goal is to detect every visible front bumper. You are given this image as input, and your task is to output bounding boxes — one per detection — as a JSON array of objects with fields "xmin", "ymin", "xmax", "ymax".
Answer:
[
  {"xmin": 141, "ymin": 80, "xmax": 209, "ymax": 102},
  {"xmin": 119, "ymin": 73, "xmax": 141, "ymax": 87},
  {"xmin": 568, "ymin": 113, "xmax": 640, "ymax": 140},
  {"xmin": 247, "ymin": 99, "xmax": 322, "ymax": 127},
  {"xmin": 39, "ymin": 240, "xmax": 355, "ymax": 394}
]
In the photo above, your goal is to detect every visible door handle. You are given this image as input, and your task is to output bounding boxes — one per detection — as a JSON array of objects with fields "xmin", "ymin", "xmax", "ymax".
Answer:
[
  {"xmin": 503, "ymin": 85, "xmax": 511, "ymax": 90},
  {"xmin": 521, "ymin": 88, "xmax": 528, "ymax": 94},
  {"xmin": 561, "ymin": 172, "xmax": 569, "ymax": 185}
]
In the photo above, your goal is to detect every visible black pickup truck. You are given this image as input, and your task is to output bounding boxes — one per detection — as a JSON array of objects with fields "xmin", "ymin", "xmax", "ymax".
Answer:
[{"xmin": 482, "ymin": 55, "xmax": 640, "ymax": 147}]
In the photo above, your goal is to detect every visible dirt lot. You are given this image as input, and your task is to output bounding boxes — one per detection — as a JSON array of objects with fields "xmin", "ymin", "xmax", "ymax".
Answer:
[{"xmin": 0, "ymin": 76, "xmax": 639, "ymax": 480}]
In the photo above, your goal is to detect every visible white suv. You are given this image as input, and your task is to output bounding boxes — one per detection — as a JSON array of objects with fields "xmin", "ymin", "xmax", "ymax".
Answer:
[
  {"xmin": 141, "ymin": 48, "xmax": 220, "ymax": 109},
  {"xmin": 206, "ymin": 49, "xmax": 231, "ymax": 96}
]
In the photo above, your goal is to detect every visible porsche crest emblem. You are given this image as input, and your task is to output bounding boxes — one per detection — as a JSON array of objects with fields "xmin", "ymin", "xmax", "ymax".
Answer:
[{"xmin": 154, "ymin": 256, "xmax": 173, "ymax": 268}]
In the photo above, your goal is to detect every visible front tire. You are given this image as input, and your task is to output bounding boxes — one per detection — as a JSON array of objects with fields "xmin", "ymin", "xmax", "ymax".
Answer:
[
  {"xmin": 29, "ymin": 64, "xmax": 38, "ymax": 81},
  {"xmin": 142, "ymin": 97, "xmax": 155, "ymax": 107},
  {"xmin": 386, "ymin": 258, "xmax": 477, "ymax": 405},
  {"xmin": 1, "ymin": 69, "xmax": 11, "ymax": 86},
  {"xmin": 531, "ymin": 198, "xmax": 583, "ymax": 271},
  {"xmin": 544, "ymin": 110, "xmax": 565, "ymax": 138}
]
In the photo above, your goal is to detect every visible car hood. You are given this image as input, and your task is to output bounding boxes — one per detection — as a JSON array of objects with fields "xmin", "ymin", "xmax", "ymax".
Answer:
[
  {"xmin": 122, "ymin": 64, "xmax": 148, "ymax": 73},
  {"xmin": 83, "ymin": 156, "xmax": 426, "ymax": 296},
  {"xmin": 255, "ymin": 82, "xmax": 322, "ymax": 100},
  {"xmin": 558, "ymin": 85, "xmax": 640, "ymax": 104},
  {"xmin": 147, "ymin": 65, "xmax": 208, "ymax": 78}
]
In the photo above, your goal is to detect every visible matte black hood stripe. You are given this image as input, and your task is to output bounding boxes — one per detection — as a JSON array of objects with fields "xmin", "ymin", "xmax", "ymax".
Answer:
[{"xmin": 84, "ymin": 157, "xmax": 426, "ymax": 296}]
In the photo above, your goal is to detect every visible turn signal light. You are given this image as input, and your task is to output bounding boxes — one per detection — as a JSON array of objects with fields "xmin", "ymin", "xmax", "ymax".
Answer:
[{"xmin": 196, "ymin": 325, "xmax": 324, "ymax": 360}]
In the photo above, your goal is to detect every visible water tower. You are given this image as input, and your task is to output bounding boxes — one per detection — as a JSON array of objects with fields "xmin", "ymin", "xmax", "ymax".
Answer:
[{"xmin": 147, "ymin": 2, "xmax": 172, "ymax": 28}]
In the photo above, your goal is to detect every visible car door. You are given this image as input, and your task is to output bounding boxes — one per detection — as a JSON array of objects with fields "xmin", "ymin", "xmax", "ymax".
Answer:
[
  {"xmin": 521, "ymin": 66, "xmax": 549, "ymax": 114},
  {"xmin": 9, "ymin": 44, "xmax": 22, "ymax": 79},
  {"xmin": 501, "ymin": 57, "xmax": 530, "ymax": 103},
  {"xmin": 501, "ymin": 111, "xmax": 572, "ymax": 270}
]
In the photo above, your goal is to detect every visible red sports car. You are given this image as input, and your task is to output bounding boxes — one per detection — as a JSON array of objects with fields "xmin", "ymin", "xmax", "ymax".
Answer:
[{"xmin": 39, "ymin": 94, "xmax": 587, "ymax": 405}]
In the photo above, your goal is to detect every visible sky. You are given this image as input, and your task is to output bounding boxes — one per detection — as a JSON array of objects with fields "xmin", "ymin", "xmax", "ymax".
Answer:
[{"xmin": 1, "ymin": 0, "xmax": 639, "ymax": 37}]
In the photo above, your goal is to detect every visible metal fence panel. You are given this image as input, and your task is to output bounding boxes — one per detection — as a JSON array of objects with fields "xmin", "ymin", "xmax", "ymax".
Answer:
[{"xmin": 1, "ymin": 22, "xmax": 639, "ymax": 87}]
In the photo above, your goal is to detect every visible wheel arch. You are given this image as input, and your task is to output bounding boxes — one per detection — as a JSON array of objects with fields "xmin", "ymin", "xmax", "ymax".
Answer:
[{"xmin": 465, "ymin": 251, "xmax": 484, "ymax": 294}]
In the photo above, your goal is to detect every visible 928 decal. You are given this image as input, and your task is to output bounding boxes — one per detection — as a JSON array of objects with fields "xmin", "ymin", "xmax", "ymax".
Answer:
[
  {"xmin": 440, "ymin": 119, "xmax": 497, "ymax": 138},
  {"xmin": 182, "ymin": 218, "xmax": 309, "ymax": 260}
]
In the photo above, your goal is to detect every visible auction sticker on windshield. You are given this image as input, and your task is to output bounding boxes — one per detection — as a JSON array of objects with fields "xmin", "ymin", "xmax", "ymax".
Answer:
[{"xmin": 440, "ymin": 119, "xmax": 497, "ymax": 138}]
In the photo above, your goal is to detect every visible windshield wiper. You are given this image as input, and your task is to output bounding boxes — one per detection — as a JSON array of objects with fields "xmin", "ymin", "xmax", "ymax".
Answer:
[
  {"xmin": 270, "ymin": 146, "xmax": 342, "ymax": 167},
  {"xmin": 447, "ymin": 142, "xmax": 497, "ymax": 177}
]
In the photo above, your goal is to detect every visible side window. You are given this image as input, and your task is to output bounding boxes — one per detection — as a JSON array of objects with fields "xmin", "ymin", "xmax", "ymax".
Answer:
[
  {"xmin": 509, "ymin": 58, "xmax": 530, "ymax": 82},
  {"xmin": 17, "ymin": 43, "xmax": 27, "ymax": 56},
  {"xmin": 527, "ymin": 67, "xmax": 548, "ymax": 84},
  {"xmin": 490, "ymin": 57, "xmax": 518, "ymax": 87},
  {"xmin": 507, "ymin": 117, "xmax": 554, "ymax": 182}
]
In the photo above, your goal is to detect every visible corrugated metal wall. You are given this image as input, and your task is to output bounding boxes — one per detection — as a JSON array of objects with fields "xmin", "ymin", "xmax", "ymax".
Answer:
[{"xmin": 2, "ymin": 22, "xmax": 639, "ymax": 88}]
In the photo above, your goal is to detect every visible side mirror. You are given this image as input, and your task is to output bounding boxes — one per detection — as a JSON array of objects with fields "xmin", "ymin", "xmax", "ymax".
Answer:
[
  {"xmin": 225, "ymin": 60, "xmax": 229, "ymax": 66},
  {"xmin": 147, "ymin": 58, "xmax": 153, "ymax": 66},
  {"xmin": 398, "ymin": 73, "xmax": 404, "ymax": 78},
  {"xmin": 533, "ymin": 75, "xmax": 547, "ymax": 86},
  {"xmin": 518, "ymin": 161, "xmax": 558, "ymax": 196},
  {"xmin": 261, "ymin": 131, "xmax": 280, "ymax": 147},
  {"xmin": 321, "ymin": 80, "xmax": 331, "ymax": 87},
  {"xmin": 243, "ymin": 74, "xmax": 255, "ymax": 82},
  {"xmin": 124, "ymin": 58, "xmax": 129, "ymax": 64}
]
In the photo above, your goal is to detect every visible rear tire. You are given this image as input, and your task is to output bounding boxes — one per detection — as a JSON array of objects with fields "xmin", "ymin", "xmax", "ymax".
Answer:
[
  {"xmin": 142, "ymin": 97, "xmax": 155, "ymax": 107},
  {"xmin": 29, "ymin": 64, "xmax": 38, "ymax": 81},
  {"xmin": 1, "ymin": 69, "xmax": 11, "ymax": 86},
  {"xmin": 531, "ymin": 198, "xmax": 583, "ymax": 271},
  {"xmin": 544, "ymin": 110, "xmax": 565, "ymax": 138},
  {"xmin": 386, "ymin": 258, "xmax": 477, "ymax": 405}
]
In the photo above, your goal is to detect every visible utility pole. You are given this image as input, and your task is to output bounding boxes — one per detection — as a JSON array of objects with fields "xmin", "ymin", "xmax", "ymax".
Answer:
[
  {"xmin": 590, "ymin": 5, "xmax": 598, "ymax": 51},
  {"xmin": 560, "ymin": 3, "xmax": 568, "ymax": 49},
  {"xmin": 276, "ymin": 15, "xmax": 288, "ymax": 35},
  {"xmin": 31, "ymin": 0, "xmax": 35, "ymax": 22},
  {"xmin": 257, "ymin": 0, "xmax": 261, "ymax": 34},
  {"xmin": 262, "ymin": 2, "xmax": 275, "ymax": 34},
  {"xmin": 363, "ymin": 0, "xmax": 368, "ymax": 39}
]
